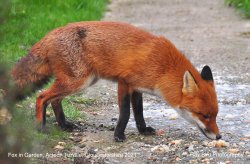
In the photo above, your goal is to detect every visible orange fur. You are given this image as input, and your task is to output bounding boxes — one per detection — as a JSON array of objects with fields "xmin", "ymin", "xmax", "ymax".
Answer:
[{"xmin": 12, "ymin": 21, "xmax": 220, "ymax": 139}]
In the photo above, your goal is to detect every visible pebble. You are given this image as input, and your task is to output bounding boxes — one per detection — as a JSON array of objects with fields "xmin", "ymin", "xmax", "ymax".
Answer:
[
  {"xmin": 88, "ymin": 148, "xmax": 98, "ymax": 154},
  {"xmin": 182, "ymin": 152, "xmax": 188, "ymax": 156},
  {"xmin": 54, "ymin": 145, "xmax": 64, "ymax": 150},
  {"xmin": 175, "ymin": 157, "xmax": 181, "ymax": 161},
  {"xmin": 111, "ymin": 118, "xmax": 117, "ymax": 122},
  {"xmin": 201, "ymin": 158, "xmax": 210, "ymax": 163},
  {"xmin": 58, "ymin": 142, "xmax": 66, "ymax": 146},
  {"xmin": 192, "ymin": 141, "xmax": 199, "ymax": 145},
  {"xmin": 188, "ymin": 144, "xmax": 194, "ymax": 151},
  {"xmin": 108, "ymin": 125, "xmax": 115, "ymax": 131},
  {"xmin": 189, "ymin": 159, "xmax": 198, "ymax": 164},
  {"xmin": 169, "ymin": 116, "xmax": 177, "ymax": 120},
  {"xmin": 157, "ymin": 129, "xmax": 165, "ymax": 136},
  {"xmin": 151, "ymin": 145, "xmax": 170, "ymax": 154},
  {"xmin": 69, "ymin": 136, "xmax": 74, "ymax": 140},
  {"xmin": 228, "ymin": 148, "xmax": 239, "ymax": 154},
  {"xmin": 144, "ymin": 139, "xmax": 154, "ymax": 145},
  {"xmin": 73, "ymin": 132, "xmax": 81, "ymax": 136},
  {"xmin": 171, "ymin": 139, "xmax": 183, "ymax": 145},
  {"xmin": 238, "ymin": 142, "xmax": 245, "ymax": 146},
  {"xmin": 46, "ymin": 111, "xmax": 52, "ymax": 117},
  {"xmin": 79, "ymin": 144, "xmax": 86, "ymax": 148},
  {"xmin": 207, "ymin": 140, "xmax": 229, "ymax": 147},
  {"xmin": 0, "ymin": 107, "xmax": 12, "ymax": 125},
  {"xmin": 70, "ymin": 137, "xmax": 81, "ymax": 143}
]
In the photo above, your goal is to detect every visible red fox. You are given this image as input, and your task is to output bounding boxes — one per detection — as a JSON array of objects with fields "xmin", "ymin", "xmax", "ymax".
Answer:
[{"xmin": 12, "ymin": 21, "xmax": 221, "ymax": 142}]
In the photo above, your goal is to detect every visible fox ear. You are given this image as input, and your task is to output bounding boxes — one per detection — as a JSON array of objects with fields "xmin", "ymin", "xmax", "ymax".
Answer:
[
  {"xmin": 201, "ymin": 65, "xmax": 213, "ymax": 81},
  {"xmin": 182, "ymin": 71, "xmax": 198, "ymax": 95}
]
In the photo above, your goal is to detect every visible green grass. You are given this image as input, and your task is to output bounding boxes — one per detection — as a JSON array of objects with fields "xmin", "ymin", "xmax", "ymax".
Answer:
[
  {"xmin": 226, "ymin": 0, "xmax": 250, "ymax": 18},
  {"xmin": 0, "ymin": 0, "xmax": 108, "ymax": 64},
  {"xmin": 0, "ymin": 0, "xmax": 108, "ymax": 158}
]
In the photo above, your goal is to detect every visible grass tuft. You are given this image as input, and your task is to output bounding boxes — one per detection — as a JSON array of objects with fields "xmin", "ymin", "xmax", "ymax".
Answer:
[{"xmin": 226, "ymin": 0, "xmax": 250, "ymax": 18}]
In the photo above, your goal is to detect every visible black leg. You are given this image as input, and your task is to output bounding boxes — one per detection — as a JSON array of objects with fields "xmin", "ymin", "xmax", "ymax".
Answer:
[
  {"xmin": 131, "ymin": 91, "xmax": 155, "ymax": 135},
  {"xmin": 114, "ymin": 93, "xmax": 131, "ymax": 142},
  {"xmin": 51, "ymin": 99, "xmax": 75, "ymax": 131},
  {"xmin": 42, "ymin": 103, "xmax": 48, "ymax": 127}
]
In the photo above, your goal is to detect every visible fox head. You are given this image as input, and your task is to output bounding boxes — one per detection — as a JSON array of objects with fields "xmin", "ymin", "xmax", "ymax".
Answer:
[{"xmin": 178, "ymin": 65, "xmax": 221, "ymax": 140}]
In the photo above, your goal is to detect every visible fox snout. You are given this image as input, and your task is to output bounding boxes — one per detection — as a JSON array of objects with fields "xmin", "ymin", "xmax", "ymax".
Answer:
[
  {"xmin": 196, "ymin": 120, "xmax": 221, "ymax": 140},
  {"xmin": 176, "ymin": 108, "xmax": 221, "ymax": 140}
]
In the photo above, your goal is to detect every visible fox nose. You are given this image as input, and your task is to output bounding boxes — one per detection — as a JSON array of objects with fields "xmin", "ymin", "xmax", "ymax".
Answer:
[{"xmin": 216, "ymin": 134, "xmax": 222, "ymax": 140}]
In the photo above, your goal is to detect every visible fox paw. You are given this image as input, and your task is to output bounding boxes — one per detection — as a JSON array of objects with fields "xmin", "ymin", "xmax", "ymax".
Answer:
[
  {"xmin": 60, "ymin": 121, "xmax": 78, "ymax": 132},
  {"xmin": 37, "ymin": 124, "xmax": 49, "ymax": 134},
  {"xmin": 139, "ymin": 126, "xmax": 156, "ymax": 135},
  {"xmin": 114, "ymin": 133, "xmax": 126, "ymax": 142}
]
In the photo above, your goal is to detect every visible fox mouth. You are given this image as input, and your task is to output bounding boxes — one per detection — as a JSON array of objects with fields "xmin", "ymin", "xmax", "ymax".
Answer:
[{"xmin": 196, "ymin": 123, "xmax": 217, "ymax": 140}]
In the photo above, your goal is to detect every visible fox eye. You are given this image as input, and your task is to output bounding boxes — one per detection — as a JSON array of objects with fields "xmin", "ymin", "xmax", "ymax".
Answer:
[{"xmin": 203, "ymin": 115, "xmax": 210, "ymax": 119}]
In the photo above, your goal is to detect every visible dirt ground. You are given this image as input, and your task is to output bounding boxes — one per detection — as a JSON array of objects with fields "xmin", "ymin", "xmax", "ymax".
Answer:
[{"xmin": 41, "ymin": 0, "xmax": 250, "ymax": 163}]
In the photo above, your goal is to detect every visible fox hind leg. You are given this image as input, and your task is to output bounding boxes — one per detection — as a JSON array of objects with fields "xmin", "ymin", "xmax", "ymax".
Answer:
[
  {"xmin": 51, "ymin": 99, "xmax": 77, "ymax": 131},
  {"xmin": 131, "ymin": 91, "xmax": 155, "ymax": 135},
  {"xmin": 36, "ymin": 74, "xmax": 96, "ymax": 131}
]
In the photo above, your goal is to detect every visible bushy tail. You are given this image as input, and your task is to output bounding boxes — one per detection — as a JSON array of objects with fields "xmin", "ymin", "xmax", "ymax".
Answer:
[{"xmin": 11, "ymin": 53, "xmax": 52, "ymax": 101}]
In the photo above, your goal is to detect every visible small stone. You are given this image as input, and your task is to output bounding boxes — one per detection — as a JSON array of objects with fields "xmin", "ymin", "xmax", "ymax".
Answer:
[
  {"xmin": 58, "ymin": 142, "xmax": 66, "ymax": 146},
  {"xmin": 144, "ymin": 139, "xmax": 154, "ymax": 145},
  {"xmin": 88, "ymin": 148, "xmax": 98, "ymax": 154},
  {"xmin": 201, "ymin": 158, "xmax": 210, "ymax": 163},
  {"xmin": 175, "ymin": 157, "xmax": 181, "ymax": 161},
  {"xmin": 108, "ymin": 126, "xmax": 115, "ymax": 131},
  {"xmin": 189, "ymin": 159, "xmax": 198, "ymax": 164},
  {"xmin": 73, "ymin": 138, "xmax": 81, "ymax": 143},
  {"xmin": 111, "ymin": 118, "xmax": 117, "ymax": 122},
  {"xmin": 54, "ymin": 145, "xmax": 64, "ymax": 150},
  {"xmin": 151, "ymin": 145, "xmax": 169, "ymax": 154},
  {"xmin": 171, "ymin": 139, "xmax": 183, "ymax": 145},
  {"xmin": 79, "ymin": 144, "xmax": 86, "ymax": 148},
  {"xmin": 240, "ymin": 138, "xmax": 250, "ymax": 142},
  {"xmin": 46, "ymin": 111, "xmax": 51, "ymax": 117},
  {"xmin": 91, "ymin": 112, "xmax": 98, "ymax": 115},
  {"xmin": 0, "ymin": 107, "xmax": 12, "ymax": 125},
  {"xmin": 228, "ymin": 148, "xmax": 239, "ymax": 154},
  {"xmin": 188, "ymin": 144, "xmax": 194, "ymax": 151},
  {"xmin": 93, "ymin": 139, "xmax": 103, "ymax": 143},
  {"xmin": 80, "ymin": 138, "xmax": 88, "ymax": 143},
  {"xmin": 99, "ymin": 124, "xmax": 104, "ymax": 128},
  {"xmin": 207, "ymin": 140, "xmax": 229, "ymax": 147},
  {"xmin": 157, "ymin": 129, "xmax": 165, "ymax": 136},
  {"xmin": 192, "ymin": 141, "xmax": 199, "ymax": 145},
  {"xmin": 170, "ymin": 116, "xmax": 177, "ymax": 120},
  {"xmin": 182, "ymin": 152, "xmax": 188, "ymax": 156}
]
